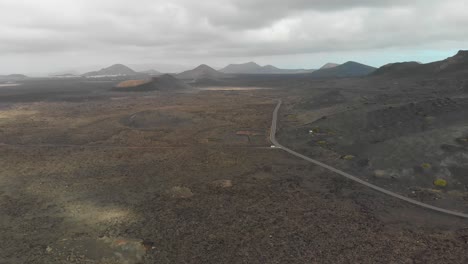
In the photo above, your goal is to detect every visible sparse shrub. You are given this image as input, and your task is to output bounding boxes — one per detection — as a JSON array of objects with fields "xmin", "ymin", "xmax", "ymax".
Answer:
[
  {"xmin": 317, "ymin": 140, "xmax": 327, "ymax": 145},
  {"xmin": 342, "ymin": 155, "xmax": 355, "ymax": 160},
  {"xmin": 421, "ymin": 163, "xmax": 431, "ymax": 169},
  {"xmin": 433, "ymin": 179, "xmax": 447, "ymax": 187}
]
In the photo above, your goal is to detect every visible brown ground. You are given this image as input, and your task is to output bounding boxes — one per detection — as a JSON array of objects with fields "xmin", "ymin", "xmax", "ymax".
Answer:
[
  {"xmin": 115, "ymin": 80, "xmax": 152, "ymax": 88},
  {"xmin": 0, "ymin": 78, "xmax": 467, "ymax": 263}
]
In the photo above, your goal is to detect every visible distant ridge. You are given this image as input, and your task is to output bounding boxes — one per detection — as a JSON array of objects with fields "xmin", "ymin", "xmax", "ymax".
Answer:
[
  {"xmin": 320, "ymin": 63, "xmax": 340, "ymax": 70},
  {"xmin": 0, "ymin": 74, "xmax": 28, "ymax": 80},
  {"xmin": 140, "ymin": 69, "xmax": 162, "ymax": 76},
  {"xmin": 83, "ymin": 64, "xmax": 137, "ymax": 77},
  {"xmin": 309, "ymin": 61, "xmax": 376, "ymax": 78},
  {"xmin": 220, "ymin": 62, "xmax": 262, "ymax": 74},
  {"xmin": 373, "ymin": 50, "xmax": 468, "ymax": 77},
  {"xmin": 372, "ymin": 62, "xmax": 422, "ymax": 76},
  {"xmin": 176, "ymin": 64, "xmax": 225, "ymax": 80},
  {"xmin": 220, "ymin": 62, "xmax": 314, "ymax": 74},
  {"xmin": 49, "ymin": 73, "xmax": 79, "ymax": 79}
]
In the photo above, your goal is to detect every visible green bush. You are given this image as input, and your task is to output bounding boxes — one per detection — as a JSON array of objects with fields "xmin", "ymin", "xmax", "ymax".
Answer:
[
  {"xmin": 317, "ymin": 140, "xmax": 327, "ymax": 145},
  {"xmin": 421, "ymin": 163, "xmax": 431, "ymax": 169},
  {"xmin": 342, "ymin": 155, "xmax": 355, "ymax": 160},
  {"xmin": 433, "ymin": 179, "xmax": 447, "ymax": 187}
]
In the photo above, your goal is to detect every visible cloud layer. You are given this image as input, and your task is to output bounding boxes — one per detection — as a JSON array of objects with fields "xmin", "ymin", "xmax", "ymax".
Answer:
[{"xmin": 1, "ymin": 0, "xmax": 467, "ymax": 74}]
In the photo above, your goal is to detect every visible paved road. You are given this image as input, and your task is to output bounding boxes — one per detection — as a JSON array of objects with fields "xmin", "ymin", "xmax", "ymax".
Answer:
[{"xmin": 270, "ymin": 99, "xmax": 468, "ymax": 219}]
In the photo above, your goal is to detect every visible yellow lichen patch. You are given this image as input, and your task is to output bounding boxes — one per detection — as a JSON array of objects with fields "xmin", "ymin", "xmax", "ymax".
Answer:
[
  {"xmin": 433, "ymin": 179, "xmax": 447, "ymax": 187},
  {"xmin": 421, "ymin": 163, "xmax": 431, "ymax": 169},
  {"xmin": 317, "ymin": 140, "xmax": 327, "ymax": 145},
  {"xmin": 342, "ymin": 155, "xmax": 355, "ymax": 160}
]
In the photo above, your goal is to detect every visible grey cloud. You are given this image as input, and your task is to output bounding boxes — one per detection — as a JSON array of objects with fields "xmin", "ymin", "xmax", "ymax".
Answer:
[{"xmin": 0, "ymin": 0, "xmax": 467, "ymax": 75}]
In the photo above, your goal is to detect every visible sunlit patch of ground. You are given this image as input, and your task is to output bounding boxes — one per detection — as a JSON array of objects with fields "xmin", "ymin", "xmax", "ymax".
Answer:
[
  {"xmin": 0, "ymin": 83, "xmax": 22, "ymax": 87},
  {"xmin": 198, "ymin": 86, "xmax": 271, "ymax": 91},
  {"xmin": 64, "ymin": 202, "xmax": 136, "ymax": 224},
  {"xmin": 115, "ymin": 79, "xmax": 151, "ymax": 88},
  {"xmin": 0, "ymin": 108, "xmax": 38, "ymax": 121}
]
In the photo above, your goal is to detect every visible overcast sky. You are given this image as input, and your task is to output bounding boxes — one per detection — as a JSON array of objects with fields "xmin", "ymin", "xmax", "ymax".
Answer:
[{"xmin": 1, "ymin": 0, "xmax": 468, "ymax": 75}]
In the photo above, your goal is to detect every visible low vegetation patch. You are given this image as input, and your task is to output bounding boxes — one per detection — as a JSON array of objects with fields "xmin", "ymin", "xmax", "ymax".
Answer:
[
  {"xmin": 421, "ymin": 163, "xmax": 432, "ymax": 169},
  {"xmin": 433, "ymin": 179, "xmax": 447, "ymax": 187},
  {"xmin": 317, "ymin": 140, "xmax": 327, "ymax": 146},
  {"xmin": 342, "ymin": 155, "xmax": 355, "ymax": 160}
]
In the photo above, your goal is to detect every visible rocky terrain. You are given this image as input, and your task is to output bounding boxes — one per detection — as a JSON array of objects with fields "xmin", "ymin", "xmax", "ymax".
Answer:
[{"xmin": 1, "ymin": 51, "xmax": 468, "ymax": 263}]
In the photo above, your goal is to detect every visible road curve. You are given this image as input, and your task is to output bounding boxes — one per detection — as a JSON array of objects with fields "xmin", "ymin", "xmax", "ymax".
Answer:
[{"xmin": 270, "ymin": 99, "xmax": 468, "ymax": 219}]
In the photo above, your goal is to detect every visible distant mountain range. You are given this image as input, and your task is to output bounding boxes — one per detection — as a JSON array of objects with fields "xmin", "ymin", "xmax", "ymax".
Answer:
[
  {"xmin": 0, "ymin": 74, "xmax": 28, "ymax": 80},
  {"xmin": 82, "ymin": 64, "xmax": 165, "ymax": 77},
  {"xmin": 49, "ymin": 73, "xmax": 80, "ymax": 78},
  {"xmin": 174, "ymin": 61, "xmax": 376, "ymax": 80},
  {"xmin": 139, "ymin": 69, "xmax": 162, "ymax": 76},
  {"xmin": 372, "ymin": 50, "xmax": 468, "ymax": 77},
  {"xmin": 309, "ymin": 61, "xmax": 376, "ymax": 78},
  {"xmin": 176, "ymin": 64, "xmax": 225, "ymax": 80},
  {"xmin": 220, "ymin": 62, "xmax": 314, "ymax": 74},
  {"xmin": 15, "ymin": 51, "xmax": 467, "ymax": 81}
]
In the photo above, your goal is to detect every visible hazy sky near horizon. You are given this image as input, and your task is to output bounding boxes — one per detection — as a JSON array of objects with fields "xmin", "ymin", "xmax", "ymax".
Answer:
[{"xmin": 1, "ymin": 0, "xmax": 468, "ymax": 75}]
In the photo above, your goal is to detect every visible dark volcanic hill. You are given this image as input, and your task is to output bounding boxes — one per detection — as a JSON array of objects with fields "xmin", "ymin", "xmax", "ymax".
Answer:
[
  {"xmin": 153, "ymin": 74, "xmax": 190, "ymax": 90},
  {"xmin": 83, "ymin": 64, "xmax": 137, "ymax": 77},
  {"xmin": 176, "ymin": 64, "xmax": 225, "ymax": 80},
  {"xmin": 309, "ymin": 61, "xmax": 376, "ymax": 78},
  {"xmin": 372, "ymin": 62, "xmax": 422, "ymax": 77},
  {"xmin": 220, "ymin": 62, "xmax": 314, "ymax": 74},
  {"xmin": 373, "ymin": 50, "xmax": 468, "ymax": 77},
  {"xmin": 113, "ymin": 74, "xmax": 190, "ymax": 92},
  {"xmin": 320, "ymin": 63, "xmax": 340, "ymax": 69}
]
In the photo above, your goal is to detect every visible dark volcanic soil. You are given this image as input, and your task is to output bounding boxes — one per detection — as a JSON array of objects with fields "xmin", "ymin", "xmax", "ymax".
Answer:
[{"xmin": 0, "ymin": 76, "xmax": 467, "ymax": 263}]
